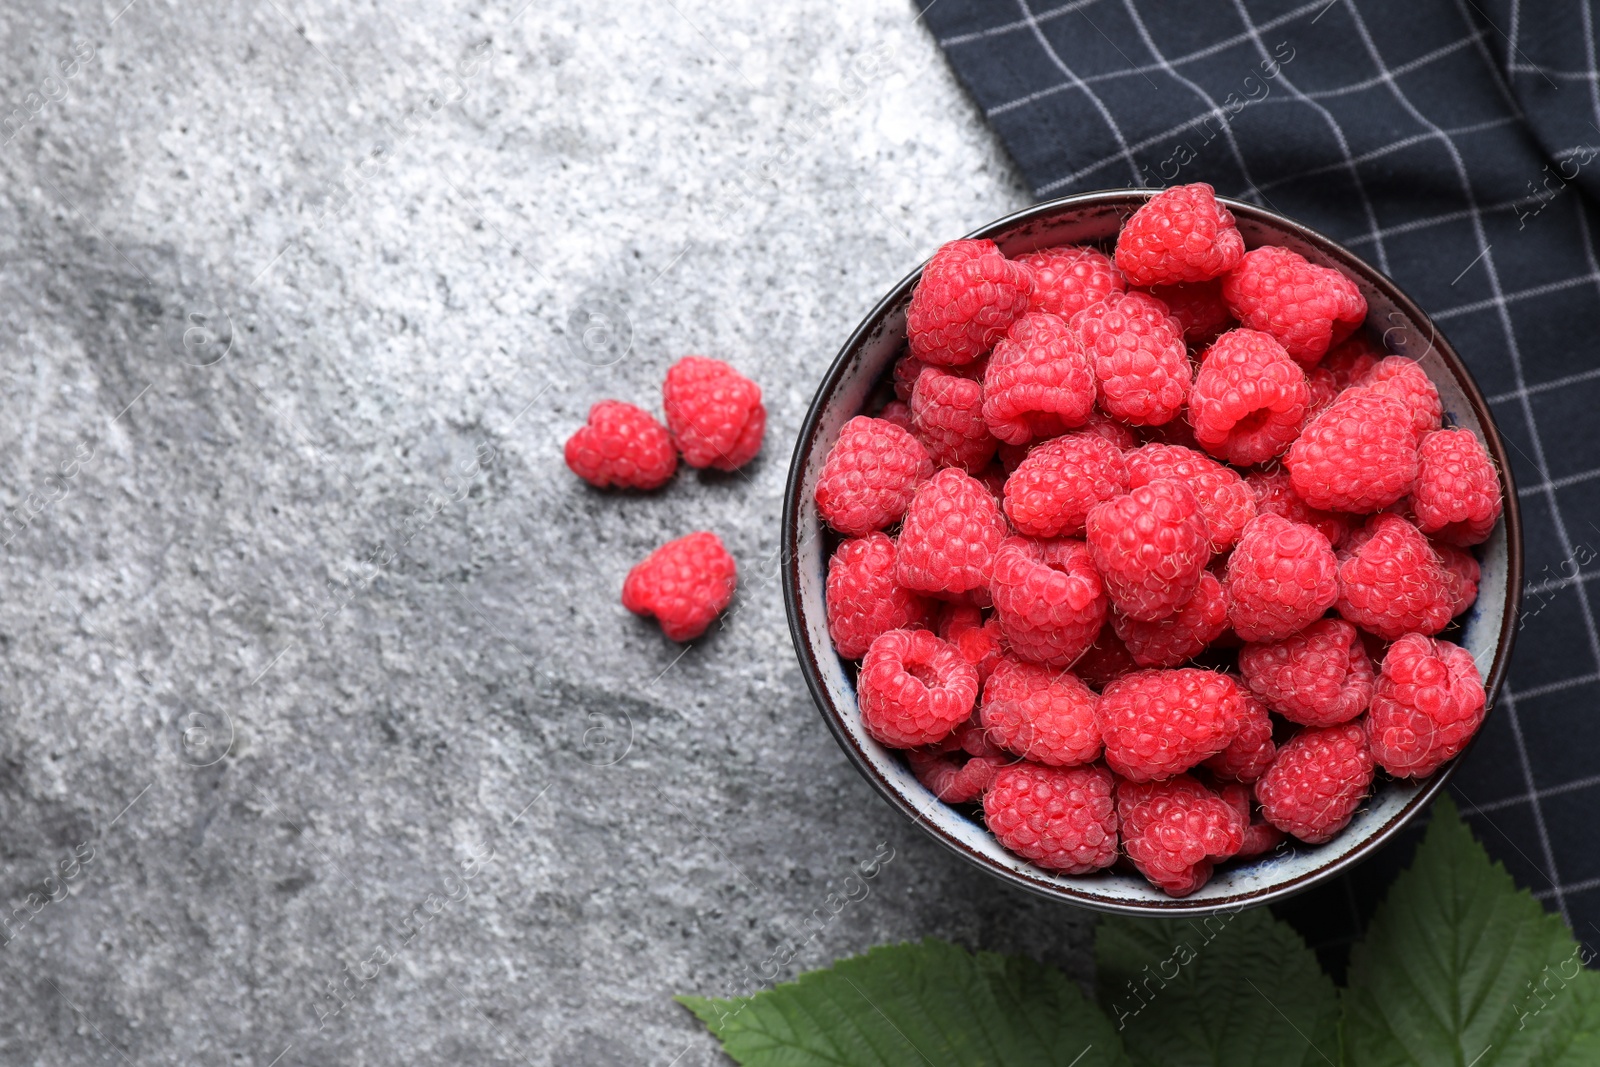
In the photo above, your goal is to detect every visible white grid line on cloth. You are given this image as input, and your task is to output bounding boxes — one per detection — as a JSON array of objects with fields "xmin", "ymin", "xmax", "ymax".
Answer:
[
  {"xmin": 1507, "ymin": 671, "xmax": 1600, "ymax": 702},
  {"xmin": 1508, "ymin": 0, "xmax": 1523, "ymax": 73},
  {"xmin": 1465, "ymin": 771, "xmax": 1600, "ymax": 815},
  {"xmin": 1339, "ymin": 190, "xmax": 1548, "ymax": 247},
  {"xmin": 1498, "ymin": 690, "xmax": 1571, "ymax": 915},
  {"xmin": 938, "ymin": 0, "xmax": 1110, "ymax": 47},
  {"xmin": 1299, "ymin": 27, "xmax": 1488, "ymax": 100},
  {"xmin": 1538, "ymin": 876, "xmax": 1600, "ymax": 901},
  {"xmin": 1255, "ymin": 115, "xmax": 1519, "ymax": 194},
  {"xmin": 1508, "ymin": 64, "xmax": 1600, "ymax": 80},
  {"xmin": 1517, "ymin": 465, "xmax": 1600, "ymax": 498},
  {"xmin": 1430, "ymin": 268, "xmax": 1600, "ymax": 321},
  {"xmin": 1451, "ymin": 0, "xmax": 1533, "ymax": 121},
  {"xmin": 1524, "ymin": 567, "xmax": 1600, "ymax": 596},
  {"xmin": 1489, "ymin": 364, "xmax": 1600, "ymax": 404}
]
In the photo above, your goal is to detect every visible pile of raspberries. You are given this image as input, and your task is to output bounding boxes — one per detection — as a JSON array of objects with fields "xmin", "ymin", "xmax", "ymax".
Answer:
[{"xmin": 816, "ymin": 183, "xmax": 1502, "ymax": 897}]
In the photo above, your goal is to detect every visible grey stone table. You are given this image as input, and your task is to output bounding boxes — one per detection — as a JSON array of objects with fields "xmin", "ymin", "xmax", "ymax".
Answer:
[{"xmin": 0, "ymin": 1, "xmax": 1099, "ymax": 1063}]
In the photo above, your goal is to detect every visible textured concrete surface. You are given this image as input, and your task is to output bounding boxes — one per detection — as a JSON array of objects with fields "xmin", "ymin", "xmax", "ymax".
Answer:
[{"xmin": 0, "ymin": 1, "xmax": 1099, "ymax": 1063}]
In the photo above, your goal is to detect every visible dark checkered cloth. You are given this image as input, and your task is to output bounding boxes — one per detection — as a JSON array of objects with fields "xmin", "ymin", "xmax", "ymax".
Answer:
[{"xmin": 915, "ymin": 0, "xmax": 1600, "ymax": 966}]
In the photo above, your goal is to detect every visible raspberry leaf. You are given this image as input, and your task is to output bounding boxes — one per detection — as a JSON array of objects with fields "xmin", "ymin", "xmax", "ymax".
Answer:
[{"xmin": 1094, "ymin": 907, "xmax": 1338, "ymax": 1067}]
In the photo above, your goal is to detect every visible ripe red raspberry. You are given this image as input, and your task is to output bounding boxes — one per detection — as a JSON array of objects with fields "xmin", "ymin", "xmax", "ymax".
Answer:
[
  {"xmin": 1434, "ymin": 542, "xmax": 1481, "ymax": 616},
  {"xmin": 564, "ymin": 400, "xmax": 679, "ymax": 490},
  {"xmin": 1219, "ymin": 782, "xmax": 1287, "ymax": 858},
  {"xmin": 1125, "ymin": 443, "xmax": 1257, "ymax": 552},
  {"xmin": 1255, "ymin": 722, "xmax": 1375, "ymax": 844},
  {"xmin": 1367, "ymin": 633, "xmax": 1487, "ymax": 778},
  {"xmin": 1116, "ymin": 774, "xmax": 1244, "ymax": 897},
  {"xmin": 907, "ymin": 750, "xmax": 1004, "ymax": 803},
  {"xmin": 1139, "ymin": 414, "xmax": 1203, "ymax": 451},
  {"xmin": 1204, "ymin": 686, "xmax": 1277, "ymax": 783},
  {"xmin": 1223, "ymin": 513, "xmax": 1339, "ymax": 643},
  {"xmin": 1072, "ymin": 291, "xmax": 1191, "ymax": 426},
  {"xmin": 815, "ymin": 416, "xmax": 934, "ymax": 536},
  {"xmin": 879, "ymin": 399, "xmax": 915, "ymax": 433},
  {"xmin": 1238, "ymin": 618, "xmax": 1374, "ymax": 726},
  {"xmin": 1220, "ymin": 246, "xmax": 1367, "ymax": 366},
  {"xmin": 1410, "ymin": 428, "xmax": 1503, "ymax": 546},
  {"xmin": 857, "ymin": 628, "xmax": 980, "ymax": 748},
  {"xmin": 907, "ymin": 239, "xmax": 1034, "ymax": 367},
  {"xmin": 1245, "ymin": 468, "xmax": 1352, "ymax": 549},
  {"xmin": 1002, "ymin": 432, "xmax": 1129, "ymax": 538},
  {"xmin": 825, "ymin": 534, "xmax": 932, "ymax": 660},
  {"xmin": 662, "ymin": 356, "xmax": 765, "ymax": 470},
  {"xmin": 1112, "ymin": 571, "xmax": 1228, "ymax": 668},
  {"xmin": 1075, "ymin": 623, "xmax": 1140, "ymax": 689},
  {"xmin": 911, "ymin": 366, "xmax": 997, "ymax": 472},
  {"xmin": 1304, "ymin": 365, "xmax": 1341, "ymax": 420},
  {"xmin": 896, "ymin": 469, "xmax": 1008, "ymax": 596},
  {"xmin": 1114, "ymin": 183, "xmax": 1245, "ymax": 286},
  {"xmin": 1285, "ymin": 389, "xmax": 1419, "ymax": 512},
  {"xmin": 989, "ymin": 536, "xmax": 1107, "ymax": 667},
  {"xmin": 979, "ymin": 657, "xmax": 1102, "ymax": 766},
  {"xmin": 1147, "ymin": 279, "xmax": 1234, "ymax": 346},
  {"xmin": 1086, "ymin": 480, "xmax": 1211, "ymax": 622},
  {"xmin": 1188, "ymin": 329, "xmax": 1309, "ymax": 466},
  {"xmin": 1323, "ymin": 334, "xmax": 1383, "ymax": 388},
  {"xmin": 621, "ymin": 531, "xmax": 737, "ymax": 642},
  {"xmin": 983, "ymin": 763, "xmax": 1118, "ymax": 874},
  {"xmin": 1356, "ymin": 357, "xmax": 1442, "ymax": 442},
  {"xmin": 893, "ymin": 355, "xmax": 928, "ymax": 401},
  {"xmin": 981, "ymin": 313, "xmax": 1095, "ymax": 445},
  {"xmin": 937, "ymin": 603, "xmax": 1005, "ymax": 681},
  {"xmin": 1017, "ymin": 244, "xmax": 1125, "ymax": 318},
  {"xmin": 1100, "ymin": 668, "xmax": 1244, "ymax": 782},
  {"xmin": 1081, "ymin": 408, "xmax": 1140, "ymax": 450},
  {"xmin": 1336, "ymin": 514, "xmax": 1454, "ymax": 640}
]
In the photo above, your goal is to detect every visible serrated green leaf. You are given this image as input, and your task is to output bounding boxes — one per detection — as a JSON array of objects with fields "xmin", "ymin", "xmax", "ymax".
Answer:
[
  {"xmin": 1094, "ymin": 907, "xmax": 1339, "ymax": 1067},
  {"xmin": 1341, "ymin": 794, "xmax": 1592, "ymax": 1067},
  {"xmin": 678, "ymin": 938, "xmax": 1129, "ymax": 1066}
]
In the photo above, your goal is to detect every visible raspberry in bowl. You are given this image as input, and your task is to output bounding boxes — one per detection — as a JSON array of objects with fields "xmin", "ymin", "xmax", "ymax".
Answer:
[{"xmin": 781, "ymin": 188, "xmax": 1521, "ymax": 915}]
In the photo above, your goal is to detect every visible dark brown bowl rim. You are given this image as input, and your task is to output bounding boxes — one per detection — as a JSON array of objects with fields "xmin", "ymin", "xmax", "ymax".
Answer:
[{"xmin": 780, "ymin": 190, "xmax": 1524, "ymax": 915}]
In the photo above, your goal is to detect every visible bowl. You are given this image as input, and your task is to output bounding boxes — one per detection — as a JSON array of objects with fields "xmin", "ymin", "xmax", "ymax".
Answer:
[{"xmin": 781, "ymin": 190, "xmax": 1523, "ymax": 915}]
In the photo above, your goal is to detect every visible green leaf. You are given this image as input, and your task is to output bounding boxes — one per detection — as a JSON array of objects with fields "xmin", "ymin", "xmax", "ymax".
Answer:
[
  {"xmin": 678, "ymin": 938, "xmax": 1129, "ymax": 1066},
  {"xmin": 1094, "ymin": 907, "xmax": 1340, "ymax": 1067},
  {"xmin": 1341, "ymin": 794, "xmax": 1593, "ymax": 1067}
]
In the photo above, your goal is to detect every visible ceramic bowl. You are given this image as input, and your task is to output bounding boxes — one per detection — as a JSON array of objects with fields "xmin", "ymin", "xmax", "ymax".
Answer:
[{"xmin": 781, "ymin": 190, "xmax": 1523, "ymax": 915}]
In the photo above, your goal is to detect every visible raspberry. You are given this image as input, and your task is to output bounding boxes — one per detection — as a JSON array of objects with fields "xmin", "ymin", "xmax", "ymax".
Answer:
[
  {"xmin": 879, "ymin": 400, "xmax": 915, "ymax": 432},
  {"xmin": 912, "ymin": 366, "xmax": 997, "ymax": 472},
  {"xmin": 938, "ymin": 603, "xmax": 1006, "ymax": 681},
  {"xmin": 1255, "ymin": 722, "xmax": 1375, "ymax": 844},
  {"xmin": 1125, "ymin": 443, "xmax": 1257, "ymax": 552},
  {"xmin": 1434, "ymin": 542, "xmax": 1481, "ymax": 616},
  {"xmin": 825, "ymin": 534, "xmax": 932, "ymax": 659},
  {"xmin": 1285, "ymin": 389, "xmax": 1419, "ymax": 512},
  {"xmin": 1220, "ymin": 782, "xmax": 1287, "ymax": 858},
  {"xmin": 1305, "ymin": 365, "xmax": 1341, "ymax": 420},
  {"xmin": 1220, "ymin": 246, "xmax": 1367, "ymax": 366},
  {"xmin": 893, "ymin": 355, "xmax": 928, "ymax": 401},
  {"xmin": 1075, "ymin": 623, "xmax": 1140, "ymax": 690},
  {"xmin": 907, "ymin": 239, "xmax": 1034, "ymax": 367},
  {"xmin": 896, "ymin": 469, "xmax": 1008, "ymax": 596},
  {"xmin": 1238, "ymin": 618, "xmax": 1374, "ymax": 726},
  {"xmin": 1116, "ymin": 774, "xmax": 1244, "ymax": 897},
  {"xmin": 1366, "ymin": 633, "xmax": 1487, "ymax": 778},
  {"xmin": 1323, "ymin": 334, "xmax": 1383, "ymax": 388},
  {"xmin": 1147, "ymin": 279, "xmax": 1234, "ymax": 346},
  {"xmin": 621, "ymin": 531, "xmax": 738, "ymax": 642},
  {"xmin": 857, "ymin": 628, "xmax": 980, "ymax": 749},
  {"xmin": 1086, "ymin": 480, "xmax": 1211, "ymax": 622},
  {"xmin": 983, "ymin": 763, "xmax": 1119, "ymax": 874},
  {"xmin": 1336, "ymin": 514, "xmax": 1454, "ymax": 640},
  {"xmin": 1071, "ymin": 291, "xmax": 1191, "ymax": 426},
  {"xmin": 1114, "ymin": 183, "xmax": 1245, "ymax": 286},
  {"xmin": 1080, "ymin": 408, "xmax": 1140, "ymax": 450},
  {"xmin": 1410, "ymin": 428, "xmax": 1503, "ymax": 546},
  {"xmin": 979, "ymin": 657, "xmax": 1102, "ymax": 766},
  {"xmin": 907, "ymin": 750, "xmax": 1004, "ymax": 803},
  {"xmin": 1017, "ymin": 244, "xmax": 1125, "ymax": 318},
  {"xmin": 1100, "ymin": 668, "xmax": 1244, "ymax": 782},
  {"xmin": 1245, "ymin": 468, "xmax": 1352, "ymax": 549},
  {"xmin": 981, "ymin": 312, "xmax": 1096, "ymax": 445},
  {"xmin": 1356, "ymin": 357, "xmax": 1442, "ymax": 442},
  {"xmin": 662, "ymin": 356, "xmax": 766, "ymax": 470},
  {"xmin": 989, "ymin": 536, "xmax": 1107, "ymax": 667},
  {"xmin": 1204, "ymin": 686, "xmax": 1277, "ymax": 783},
  {"xmin": 1223, "ymin": 513, "xmax": 1339, "ymax": 643},
  {"xmin": 1112, "ymin": 571, "xmax": 1228, "ymax": 668},
  {"xmin": 1188, "ymin": 329, "xmax": 1309, "ymax": 465},
  {"xmin": 564, "ymin": 400, "xmax": 679, "ymax": 490},
  {"xmin": 815, "ymin": 416, "xmax": 934, "ymax": 535},
  {"xmin": 1140, "ymin": 414, "xmax": 1203, "ymax": 451},
  {"xmin": 1002, "ymin": 432, "xmax": 1129, "ymax": 538}
]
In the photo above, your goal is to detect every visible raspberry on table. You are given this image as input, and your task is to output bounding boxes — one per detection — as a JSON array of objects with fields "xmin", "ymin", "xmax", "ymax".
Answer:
[
  {"xmin": 988, "ymin": 536, "xmax": 1107, "ymax": 667},
  {"xmin": 815, "ymin": 416, "xmax": 934, "ymax": 536},
  {"xmin": 1434, "ymin": 541, "xmax": 1481, "ymax": 616},
  {"xmin": 896, "ymin": 468, "xmax": 1008, "ymax": 596},
  {"xmin": 857, "ymin": 628, "xmax": 980, "ymax": 749},
  {"xmin": 564, "ymin": 400, "xmax": 679, "ymax": 490},
  {"xmin": 1112, "ymin": 571, "xmax": 1228, "ymax": 668},
  {"xmin": 1410, "ymin": 428, "xmax": 1503, "ymax": 546},
  {"xmin": 979, "ymin": 657, "xmax": 1103, "ymax": 766},
  {"xmin": 1147, "ymin": 279, "xmax": 1234, "ymax": 346},
  {"xmin": 1238, "ymin": 617, "xmax": 1374, "ymax": 726},
  {"xmin": 983, "ymin": 763, "xmax": 1119, "ymax": 874},
  {"xmin": 1114, "ymin": 183, "xmax": 1245, "ymax": 286},
  {"xmin": 1086, "ymin": 480, "xmax": 1212, "ymax": 622},
  {"xmin": 1017, "ymin": 244, "xmax": 1125, "ymax": 318},
  {"xmin": 1117, "ymin": 774, "xmax": 1244, "ymax": 897},
  {"xmin": 1366, "ymin": 633, "xmax": 1487, "ymax": 778},
  {"xmin": 825, "ymin": 534, "xmax": 932, "ymax": 660},
  {"xmin": 1220, "ymin": 245, "xmax": 1367, "ymax": 366},
  {"xmin": 1188, "ymin": 328, "xmax": 1309, "ymax": 466},
  {"xmin": 1336, "ymin": 514, "xmax": 1455, "ymax": 640},
  {"xmin": 907, "ymin": 239, "xmax": 1034, "ymax": 367},
  {"xmin": 1223, "ymin": 513, "xmax": 1339, "ymax": 643},
  {"xmin": 1219, "ymin": 782, "xmax": 1287, "ymax": 858},
  {"xmin": 1100, "ymin": 668, "xmax": 1244, "ymax": 782},
  {"xmin": 1125, "ymin": 442, "xmax": 1257, "ymax": 552},
  {"xmin": 1071, "ymin": 290, "xmax": 1191, "ymax": 426},
  {"xmin": 1356, "ymin": 356, "xmax": 1442, "ymax": 442},
  {"xmin": 1285, "ymin": 389, "xmax": 1419, "ymax": 512},
  {"xmin": 907, "ymin": 749, "xmax": 1004, "ymax": 803},
  {"xmin": 662, "ymin": 356, "xmax": 766, "ymax": 471},
  {"xmin": 1245, "ymin": 468, "xmax": 1353, "ymax": 549},
  {"xmin": 1002, "ymin": 432, "xmax": 1129, "ymax": 538},
  {"xmin": 1203, "ymin": 686, "xmax": 1277, "ymax": 783},
  {"xmin": 621, "ymin": 531, "xmax": 738, "ymax": 642},
  {"xmin": 1074, "ymin": 623, "xmax": 1140, "ymax": 690},
  {"xmin": 981, "ymin": 312, "xmax": 1096, "ymax": 445},
  {"xmin": 1255, "ymin": 722, "xmax": 1376, "ymax": 844},
  {"xmin": 937, "ymin": 602, "xmax": 1005, "ymax": 681},
  {"xmin": 912, "ymin": 366, "xmax": 998, "ymax": 472},
  {"xmin": 1323, "ymin": 334, "xmax": 1383, "ymax": 388}
]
